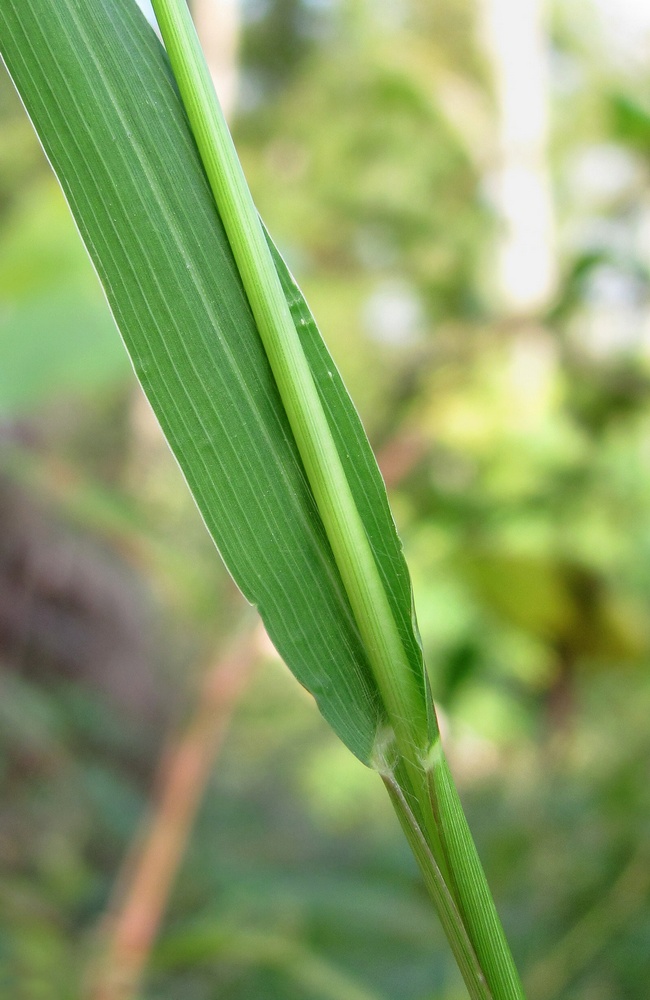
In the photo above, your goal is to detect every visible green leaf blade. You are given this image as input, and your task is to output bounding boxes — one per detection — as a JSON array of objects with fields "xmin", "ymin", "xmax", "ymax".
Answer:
[
  {"xmin": 0, "ymin": 4, "xmax": 528, "ymax": 996},
  {"xmin": 0, "ymin": 0, "xmax": 424, "ymax": 762}
]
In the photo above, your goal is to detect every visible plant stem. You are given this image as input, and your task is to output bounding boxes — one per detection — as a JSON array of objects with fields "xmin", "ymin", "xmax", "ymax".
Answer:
[{"xmin": 382, "ymin": 774, "xmax": 493, "ymax": 1000}]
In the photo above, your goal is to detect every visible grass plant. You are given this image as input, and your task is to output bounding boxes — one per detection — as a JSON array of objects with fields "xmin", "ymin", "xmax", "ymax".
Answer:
[{"xmin": 0, "ymin": 1, "xmax": 526, "ymax": 996}]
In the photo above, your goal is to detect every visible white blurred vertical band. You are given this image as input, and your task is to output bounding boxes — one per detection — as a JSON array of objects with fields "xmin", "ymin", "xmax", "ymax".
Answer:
[
  {"xmin": 137, "ymin": 0, "xmax": 240, "ymax": 119},
  {"xmin": 480, "ymin": 0, "xmax": 557, "ymax": 314},
  {"xmin": 192, "ymin": 0, "xmax": 240, "ymax": 120}
]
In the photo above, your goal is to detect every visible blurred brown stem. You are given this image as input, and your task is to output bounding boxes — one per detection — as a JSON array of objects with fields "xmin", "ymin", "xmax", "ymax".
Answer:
[{"xmin": 87, "ymin": 624, "xmax": 260, "ymax": 1000}]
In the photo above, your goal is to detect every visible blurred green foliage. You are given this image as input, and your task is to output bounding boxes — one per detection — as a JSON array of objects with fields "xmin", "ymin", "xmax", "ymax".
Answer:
[{"xmin": 1, "ymin": 0, "xmax": 649, "ymax": 998}]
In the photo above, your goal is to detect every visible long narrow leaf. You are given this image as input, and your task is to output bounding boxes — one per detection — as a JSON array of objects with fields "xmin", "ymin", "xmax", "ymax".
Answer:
[
  {"xmin": 0, "ymin": 0, "xmax": 402, "ymax": 761},
  {"xmin": 0, "ymin": 2, "xmax": 526, "ymax": 997}
]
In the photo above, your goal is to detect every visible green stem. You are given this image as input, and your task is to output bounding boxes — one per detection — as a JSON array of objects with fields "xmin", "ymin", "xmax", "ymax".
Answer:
[
  {"xmin": 382, "ymin": 774, "xmax": 493, "ymax": 1000},
  {"xmin": 429, "ymin": 753, "xmax": 526, "ymax": 1000}
]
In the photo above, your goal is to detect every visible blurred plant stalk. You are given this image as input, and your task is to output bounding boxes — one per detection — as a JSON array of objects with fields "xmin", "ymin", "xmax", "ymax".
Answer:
[
  {"xmin": 161, "ymin": 926, "xmax": 390, "ymax": 1000},
  {"xmin": 87, "ymin": 625, "xmax": 259, "ymax": 1000},
  {"xmin": 526, "ymin": 844, "xmax": 650, "ymax": 999}
]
